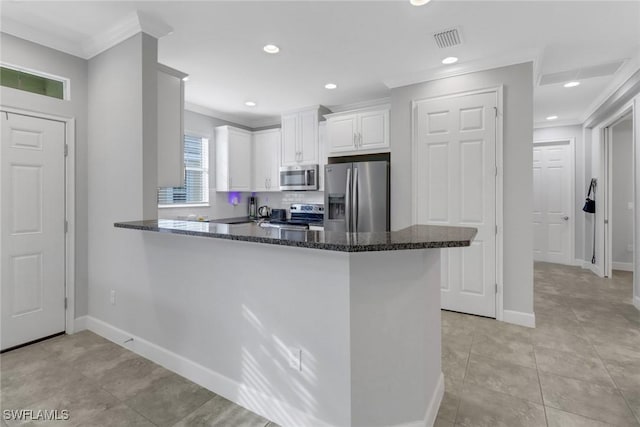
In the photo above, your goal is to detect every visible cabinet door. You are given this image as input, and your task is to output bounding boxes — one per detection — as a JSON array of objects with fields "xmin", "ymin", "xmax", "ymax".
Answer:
[
  {"xmin": 299, "ymin": 109, "xmax": 318, "ymax": 164},
  {"xmin": 281, "ymin": 113, "xmax": 299, "ymax": 165},
  {"xmin": 253, "ymin": 133, "xmax": 270, "ymax": 192},
  {"xmin": 228, "ymin": 129, "xmax": 252, "ymax": 191},
  {"xmin": 327, "ymin": 115, "xmax": 357, "ymax": 154},
  {"xmin": 157, "ymin": 70, "xmax": 184, "ymax": 187},
  {"xmin": 358, "ymin": 109, "xmax": 389, "ymax": 151},
  {"xmin": 253, "ymin": 130, "xmax": 281, "ymax": 192},
  {"xmin": 318, "ymin": 122, "xmax": 327, "ymax": 191}
]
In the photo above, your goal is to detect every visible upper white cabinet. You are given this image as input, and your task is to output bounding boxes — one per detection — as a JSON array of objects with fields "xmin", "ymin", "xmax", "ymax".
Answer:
[
  {"xmin": 215, "ymin": 126, "xmax": 252, "ymax": 191},
  {"xmin": 253, "ymin": 129, "xmax": 281, "ymax": 192},
  {"xmin": 318, "ymin": 121, "xmax": 327, "ymax": 191},
  {"xmin": 281, "ymin": 106, "xmax": 330, "ymax": 166},
  {"xmin": 157, "ymin": 63, "xmax": 187, "ymax": 188},
  {"xmin": 326, "ymin": 107, "xmax": 389, "ymax": 155}
]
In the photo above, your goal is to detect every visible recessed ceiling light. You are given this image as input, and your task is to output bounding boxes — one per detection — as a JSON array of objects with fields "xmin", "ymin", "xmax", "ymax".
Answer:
[
  {"xmin": 245, "ymin": 101, "xmax": 257, "ymax": 107},
  {"xmin": 563, "ymin": 81, "xmax": 580, "ymax": 88},
  {"xmin": 324, "ymin": 83, "xmax": 338, "ymax": 90},
  {"xmin": 410, "ymin": 0, "xmax": 431, "ymax": 5},
  {"xmin": 546, "ymin": 115, "xmax": 558, "ymax": 121},
  {"xmin": 263, "ymin": 44, "xmax": 280, "ymax": 54},
  {"xmin": 442, "ymin": 56, "xmax": 458, "ymax": 65}
]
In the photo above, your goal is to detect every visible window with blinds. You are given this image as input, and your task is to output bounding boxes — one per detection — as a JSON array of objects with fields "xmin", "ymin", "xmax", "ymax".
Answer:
[{"xmin": 158, "ymin": 135, "xmax": 209, "ymax": 205}]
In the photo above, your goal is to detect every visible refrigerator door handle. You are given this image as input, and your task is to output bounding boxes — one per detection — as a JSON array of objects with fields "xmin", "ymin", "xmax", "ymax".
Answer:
[
  {"xmin": 345, "ymin": 167, "xmax": 352, "ymax": 233},
  {"xmin": 353, "ymin": 167, "xmax": 359, "ymax": 232}
]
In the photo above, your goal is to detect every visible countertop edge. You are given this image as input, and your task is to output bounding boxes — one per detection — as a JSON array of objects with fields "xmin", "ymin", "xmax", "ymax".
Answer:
[{"xmin": 114, "ymin": 221, "xmax": 476, "ymax": 252}]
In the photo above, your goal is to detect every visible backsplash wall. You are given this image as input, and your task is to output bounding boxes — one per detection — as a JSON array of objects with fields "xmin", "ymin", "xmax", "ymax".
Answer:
[{"xmin": 158, "ymin": 191, "xmax": 324, "ymax": 220}]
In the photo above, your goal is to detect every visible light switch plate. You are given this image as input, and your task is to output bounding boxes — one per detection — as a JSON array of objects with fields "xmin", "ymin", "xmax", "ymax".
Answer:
[{"xmin": 288, "ymin": 348, "xmax": 302, "ymax": 371}]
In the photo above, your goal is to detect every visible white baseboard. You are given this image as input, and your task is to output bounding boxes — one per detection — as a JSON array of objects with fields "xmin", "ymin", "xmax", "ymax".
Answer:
[
  {"xmin": 573, "ymin": 258, "xmax": 585, "ymax": 267},
  {"xmin": 74, "ymin": 315, "xmax": 88, "ymax": 331},
  {"xmin": 78, "ymin": 316, "xmax": 332, "ymax": 427},
  {"xmin": 612, "ymin": 262, "xmax": 634, "ymax": 272},
  {"xmin": 503, "ymin": 310, "xmax": 536, "ymax": 328},
  {"xmin": 633, "ymin": 295, "xmax": 640, "ymax": 311},
  {"xmin": 393, "ymin": 372, "xmax": 444, "ymax": 427}
]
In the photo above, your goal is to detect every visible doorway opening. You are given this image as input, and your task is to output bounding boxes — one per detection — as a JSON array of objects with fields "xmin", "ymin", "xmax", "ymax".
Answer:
[{"xmin": 603, "ymin": 113, "xmax": 634, "ymax": 282}]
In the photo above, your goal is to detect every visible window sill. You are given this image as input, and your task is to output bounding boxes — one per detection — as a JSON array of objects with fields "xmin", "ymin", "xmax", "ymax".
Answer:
[{"xmin": 158, "ymin": 203, "xmax": 210, "ymax": 209}]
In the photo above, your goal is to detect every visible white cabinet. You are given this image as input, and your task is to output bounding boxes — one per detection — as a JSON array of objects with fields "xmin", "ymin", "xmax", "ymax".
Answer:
[
  {"xmin": 326, "ymin": 107, "xmax": 389, "ymax": 155},
  {"xmin": 157, "ymin": 64, "xmax": 187, "ymax": 188},
  {"xmin": 281, "ymin": 106, "xmax": 329, "ymax": 166},
  {"xmin": 253, "ymin": 129, "xmax": 281, "ymax": 192},
  {"xmin": 215, "ymin": 126, "xmax": 252, "ymax": 191},
  {"xmin": 318, "ymin": 121, "xmax": 327, "ymax": 191}
]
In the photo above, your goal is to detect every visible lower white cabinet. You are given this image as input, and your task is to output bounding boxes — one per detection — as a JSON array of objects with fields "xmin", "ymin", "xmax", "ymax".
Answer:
[
  {"xmin": 253, "ymin": 129, "xmax": 281, "ymax": 192},
  {"xmin": 326, "ymin": 107, "xmax": 389, "ymax": 155},
  {"xmin": 215, "ymin": 126, "xmax": 252, "ymax": 191}
]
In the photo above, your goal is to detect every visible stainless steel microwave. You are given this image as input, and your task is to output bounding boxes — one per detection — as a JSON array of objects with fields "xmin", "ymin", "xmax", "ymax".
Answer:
[{"xmin": 279, "ymin": 165, "xmax": 318, "ymax": 191}]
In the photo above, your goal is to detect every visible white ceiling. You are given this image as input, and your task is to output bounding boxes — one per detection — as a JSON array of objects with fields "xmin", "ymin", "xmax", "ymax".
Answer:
[{"xmin": 2, "ymin": 1, "xmax": 639, "ymax": 128}]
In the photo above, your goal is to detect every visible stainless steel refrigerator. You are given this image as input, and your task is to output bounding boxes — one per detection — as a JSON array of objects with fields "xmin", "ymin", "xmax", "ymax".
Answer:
[{"xmin": 324, "ymin": 160, "xmax": 389, "ymax": 232}]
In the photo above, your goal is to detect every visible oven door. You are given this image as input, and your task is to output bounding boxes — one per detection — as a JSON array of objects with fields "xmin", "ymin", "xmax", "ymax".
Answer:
[{"xmin": 279, "ymin": 166, "xmax": 318, "ymax": 191}]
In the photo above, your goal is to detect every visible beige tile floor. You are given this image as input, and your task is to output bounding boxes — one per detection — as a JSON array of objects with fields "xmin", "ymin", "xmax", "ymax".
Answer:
[
  {"xmin": 437, "ymin": 263, "xmax": 640, "ymax": 427},
  {"xmin": 1, "ymin": 262, "xmax": 638, "ymax": 426}
]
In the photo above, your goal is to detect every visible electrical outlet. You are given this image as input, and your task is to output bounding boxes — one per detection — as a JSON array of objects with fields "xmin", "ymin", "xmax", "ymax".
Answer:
[
  {"xmin": 288, "ymin": 348, "xmax": 302, "ymax": 371},
  {"xmin": 110, "ymin": 290, "xmax": 116, "ymax": 305}
]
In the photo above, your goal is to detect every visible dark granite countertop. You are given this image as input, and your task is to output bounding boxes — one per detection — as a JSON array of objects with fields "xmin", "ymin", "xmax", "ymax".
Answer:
[{"xmin": 115, "ymin": 220, "xmax": 476, "ymax": 252}]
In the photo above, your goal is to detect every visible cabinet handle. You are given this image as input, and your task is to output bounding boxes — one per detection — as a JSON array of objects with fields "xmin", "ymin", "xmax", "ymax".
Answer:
[
  {"xmin": 359, "ymin": 132, "xmax": 363, "ymax": 147},
  {"xmin": 353, "ymin": 133, "xmax": 357, "ymax": 147}
]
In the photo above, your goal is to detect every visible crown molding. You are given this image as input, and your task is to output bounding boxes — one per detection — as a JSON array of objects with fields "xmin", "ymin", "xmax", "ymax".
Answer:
[
  {"xmin": 580, "ymin": 55, "xmax": 640, "ymax": 125},
  {"xmin": 82, "ymin": 10, "xmax": 173, "ymax": 59},
  {"xmin": 1, "ymin": 10, "xmax": 172, "ymax": 60},
  {"xmin": 326, "ymin": 97, "xmax": 391, "ymax": 114},
  {"xmin": 383, "ymin": 48, "xmax": 541, "ymax": 89},
  {"xmin": 534, "ymin": 118, "xmax": 583, "ymax": 129},
  {"xmin": 185, "ymin": 102, "xmax": 280, "ymax": 129},
  {"xmin": 1, "ymin": 17, "xmax": 86, "ymax": 58}
]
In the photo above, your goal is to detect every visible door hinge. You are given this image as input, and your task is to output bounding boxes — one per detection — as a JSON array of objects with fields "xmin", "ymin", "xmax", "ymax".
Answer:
[
  {"xmin": 495, "ymin": 166, "xmax": 498, "ymax": 177},
  {"xmin": 495, "ymin": 225, "xmax": 498, "ymax": 235},
  {"xmin": 493, "ymin": 106, "xmax": 498, "ymax": 118},
  {"xmin": 495, "ymin": 283, "xmax": 498, "ymax": 294},
  {"xmin": 65, "ymin": 220, "xmax": 68, "ymax": 233},
  {"xmin": 64, "ymin": 297, "xmax": 68, "ymax": 310},
  {"xmin": 64, "ymin": 144, "xmax": 68, "ymax": 157}
]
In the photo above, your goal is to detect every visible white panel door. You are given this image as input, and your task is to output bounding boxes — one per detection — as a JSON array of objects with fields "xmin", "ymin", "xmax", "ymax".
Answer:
[
  {"xmin": 532, "ymin": 143, "xmax": 572, "ymax": 264},
  {"xmin": 1, "ymin": 112, "xmax": 66, "ymax": 350},
  {"xmin": 415, "ymin": 92, "xmax": 497, "ymax": 317}
]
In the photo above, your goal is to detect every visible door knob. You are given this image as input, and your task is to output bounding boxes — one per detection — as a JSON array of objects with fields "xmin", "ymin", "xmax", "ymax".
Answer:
[{"xmin": 562, "ymin": 216, "xmax": 569, "ymax": 221}]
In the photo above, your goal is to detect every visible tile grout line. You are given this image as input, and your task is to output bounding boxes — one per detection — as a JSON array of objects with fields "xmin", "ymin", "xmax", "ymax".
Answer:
[
  {"xmin": 167, "ymin": 395, "xmax": 217, "ymax": 427},
  {"xmin": 530, "ymin": 345, "xmax": 549, "ymax": 427},
  {"xmin": 451, "ymin": 325, "xmax": 475, "ymax": 425}
]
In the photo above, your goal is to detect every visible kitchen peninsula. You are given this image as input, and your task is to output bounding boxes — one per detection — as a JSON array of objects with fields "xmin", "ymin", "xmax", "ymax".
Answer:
[{"xmin": 115, "ymin": 220, "xmax": 476, "ymax": 427}]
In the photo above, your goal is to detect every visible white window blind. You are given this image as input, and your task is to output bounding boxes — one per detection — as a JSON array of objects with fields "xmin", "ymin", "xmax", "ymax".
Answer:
[{"xmin": 158, "ymin": 135, "xmax": 209, "ymax": 205}]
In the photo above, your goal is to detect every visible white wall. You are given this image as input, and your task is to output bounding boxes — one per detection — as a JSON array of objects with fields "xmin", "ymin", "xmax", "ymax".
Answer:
[
  {"xmin": 390, "ymin": 62, "xmax": 534, "ymax": 316},
  {"xmin": 611, "ymin": 118, "xmax": 634, "ymax": 268},
  {"xmin": 533, "ymin": 125, "xmax": 585, "ymax": 262},
  {"xmin": 87, "ymin": 32, "xmax": 158, "ymax": 320},
  {"xmin": 0, "ymin": 33, "xmax": 90, "ymax": 317}
]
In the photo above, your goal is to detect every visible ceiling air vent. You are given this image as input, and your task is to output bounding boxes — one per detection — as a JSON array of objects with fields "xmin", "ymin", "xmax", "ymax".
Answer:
[{"xmin": 433, "ymin": 27, "xmax": 463, "ymax": 49}]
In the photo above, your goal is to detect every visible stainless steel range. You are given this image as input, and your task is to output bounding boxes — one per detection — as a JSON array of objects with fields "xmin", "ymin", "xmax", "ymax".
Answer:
[{"xmin": 260, "ymin": 203, "xmax": 324, "ymax": 230}]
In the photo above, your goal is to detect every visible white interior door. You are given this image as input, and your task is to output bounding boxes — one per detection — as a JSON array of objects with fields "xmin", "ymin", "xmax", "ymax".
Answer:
[
  {"xmin": 414, "ymin": 91, "xmax": 497, "ymax": 318},
  {"xmin": 532, "ymin": 143, "xmax": 572, "ymax": 265},
  {"xmin": 1, "ymin": 111, "xmax": 66, "ymax": 350}
]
